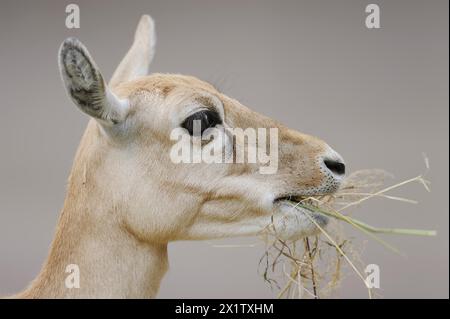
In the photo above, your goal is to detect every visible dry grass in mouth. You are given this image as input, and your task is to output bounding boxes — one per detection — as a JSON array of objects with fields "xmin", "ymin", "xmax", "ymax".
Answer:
[{"xmin": 259, "ymin": 167, "xmax": 437, "ymax": 299}]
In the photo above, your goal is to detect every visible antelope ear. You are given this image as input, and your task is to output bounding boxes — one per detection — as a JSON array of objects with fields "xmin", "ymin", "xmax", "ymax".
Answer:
[
  {"xmin": 58, "ymin": 37, "xmax": 129, "ymax": 125},
  {"xmin": 109, "ymin": 15, "xmax": 156, "ymax": 88}
]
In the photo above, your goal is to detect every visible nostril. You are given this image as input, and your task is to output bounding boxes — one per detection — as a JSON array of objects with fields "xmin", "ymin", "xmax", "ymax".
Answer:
[{"xmin": 324, "ymin": 159, "xmax": 346, "ymax": 176}]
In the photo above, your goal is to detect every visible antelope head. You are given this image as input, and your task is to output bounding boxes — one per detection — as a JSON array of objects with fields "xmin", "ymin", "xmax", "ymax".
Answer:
[{"xmin": 58, "ymin": 15, "xmax": 345, "ymax": 246}]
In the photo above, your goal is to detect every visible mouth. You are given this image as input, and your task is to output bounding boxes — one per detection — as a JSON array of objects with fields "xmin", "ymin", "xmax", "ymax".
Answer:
[
  {"xmin": 273, "ymin": 192, "xmax": 333, "ymax": 205},
  {"xmin": 273, "ymin": 193, "xmax": 331, "ymax": 229},
  {"xmin": 274, "ymin": 194, "xmax": 310, "ymax": 203}
]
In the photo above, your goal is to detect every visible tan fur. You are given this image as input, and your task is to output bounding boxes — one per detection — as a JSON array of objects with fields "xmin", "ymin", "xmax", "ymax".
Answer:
[{"xmin": 9, "ymin": 15, "xmax": 344, "ymax": 298}]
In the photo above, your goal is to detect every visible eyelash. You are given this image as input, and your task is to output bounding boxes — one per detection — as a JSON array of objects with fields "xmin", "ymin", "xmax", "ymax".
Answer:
[{"xmin": 181, "ymin": 109, "xmax": 222, "ymax": 136}]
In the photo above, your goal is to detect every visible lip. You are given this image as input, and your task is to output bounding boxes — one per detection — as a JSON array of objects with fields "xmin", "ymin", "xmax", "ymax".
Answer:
[
  {"xmin": 273, "ymin": 193, "xmax": 333, "ymax": 228},
  {"xmin": 273, "ymin": 186, "xmax": 340, "ymax": 204},
  {"xmin": 273, "ymin": 195, "xmax": 308, "ymax": 203},
  {"xmin": 273, "ymin": 198, "xmax": 330, "ymax": 228},
  {"xmin": 273, "ymin": 192, "xmax": 332, "ymax": 204}
]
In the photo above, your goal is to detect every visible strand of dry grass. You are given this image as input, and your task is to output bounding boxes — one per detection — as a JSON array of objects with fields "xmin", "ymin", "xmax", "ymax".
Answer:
[{"xmin": 260, "ymin": 169, "xmax": 437, "ymax": 299}]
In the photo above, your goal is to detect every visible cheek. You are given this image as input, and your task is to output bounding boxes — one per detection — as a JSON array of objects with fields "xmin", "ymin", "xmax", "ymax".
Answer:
[
  {"xmin": 119, "ymin": 164, "xmax": 203, "ymax": 242},
  {"xmin": 124, "ymin": 192, "xmax": 200, "ymax": 242},
  {"xmin": 198, "ymin": 198, "xmax": 258, "ymax": 223}
]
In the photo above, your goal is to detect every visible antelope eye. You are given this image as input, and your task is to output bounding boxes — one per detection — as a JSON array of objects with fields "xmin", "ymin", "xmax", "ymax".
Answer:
[{"xmin": 181, "ymin": 109, "xmax": 222, "ymax": 136}]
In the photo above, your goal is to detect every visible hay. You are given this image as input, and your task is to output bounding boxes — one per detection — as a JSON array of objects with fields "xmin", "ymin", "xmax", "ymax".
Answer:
[{"xmin": 259, "ymin": 168, "xmax": 437, "ymax": 299}]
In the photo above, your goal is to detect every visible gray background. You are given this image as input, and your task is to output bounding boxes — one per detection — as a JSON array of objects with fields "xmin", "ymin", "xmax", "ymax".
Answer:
[{"xmin": 0, "ymin": 0, "xmax": 448, "ymax": 298}]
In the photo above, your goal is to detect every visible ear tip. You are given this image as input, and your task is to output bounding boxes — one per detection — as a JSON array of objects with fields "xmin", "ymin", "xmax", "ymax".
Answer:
[
  {"xmin": 140, "ymin": 14, "xmax": 154, "ymax": 26},
  {"xmin": 59, "ymin": 37, "xmax": 86, "ymax": 57},
  {"xmin": 61, "ymin": 37, "xmax": 82, "ymax": 47},
  {"xmin": 58, "ymin": 37, "xmax": 97, "ymax": 80},
  {"xmin": 136, "ymin": 14, "xmax": 155, "ymax": 38}
]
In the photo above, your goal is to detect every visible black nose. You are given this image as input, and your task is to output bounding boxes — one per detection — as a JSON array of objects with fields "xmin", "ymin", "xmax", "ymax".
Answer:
[{"xmin": 324, "ymin": 159, "xmax": 346, "ymax": 176}]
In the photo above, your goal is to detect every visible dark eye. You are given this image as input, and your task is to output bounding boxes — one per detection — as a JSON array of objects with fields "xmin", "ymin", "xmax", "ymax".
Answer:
[{"xmin": 181, "ymin": 109, "xmax": 222, "ymax": 136}]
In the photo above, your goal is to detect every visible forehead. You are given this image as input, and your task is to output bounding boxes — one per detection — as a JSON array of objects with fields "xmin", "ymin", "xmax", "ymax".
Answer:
[
  {"xmin": 114, "ymin": 73, "xmax": 219, "ymax": 99},
  {"xmin": 113, "ymin": 73, "xmax": 273, "ymax": 131}
]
